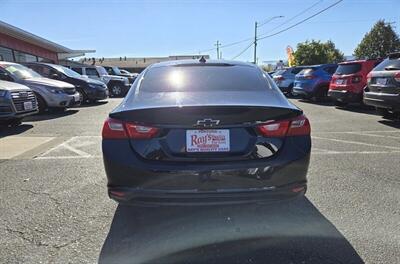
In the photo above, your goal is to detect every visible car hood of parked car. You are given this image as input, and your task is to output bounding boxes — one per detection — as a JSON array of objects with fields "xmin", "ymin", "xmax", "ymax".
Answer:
[
  {"xmin": 0, "ymin": 80, "xmax": 32, "ymax": 91},
  {"xmin": 104, "ymin": 75, "xmax": 127, "ymax": 81},
  {"xmin": 23, "ymin": 77, "xmax": 75, "ymax": 89}
]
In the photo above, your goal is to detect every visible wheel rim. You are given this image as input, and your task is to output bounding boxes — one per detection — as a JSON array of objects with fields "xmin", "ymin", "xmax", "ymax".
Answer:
[{"xmin": 112, "ymin": 85, "xmax": 122, "ymax": 95}]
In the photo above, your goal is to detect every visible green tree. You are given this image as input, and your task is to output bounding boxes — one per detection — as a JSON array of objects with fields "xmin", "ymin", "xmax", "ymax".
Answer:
[
  {"xmin": 354, "ymin": 20, "xmax": 400, "ymax": 59},
  {"xmin": 293, "ymin": 40, "xmax": 344, "ymax": 65}
]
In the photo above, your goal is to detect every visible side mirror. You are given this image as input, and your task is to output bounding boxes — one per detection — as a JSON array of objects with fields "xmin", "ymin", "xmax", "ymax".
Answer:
[{"xmin": 0, "ymin": 72, "xmax": 13, "ymax": 82}]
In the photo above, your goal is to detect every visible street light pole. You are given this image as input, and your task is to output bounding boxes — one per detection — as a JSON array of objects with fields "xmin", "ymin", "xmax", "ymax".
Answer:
[
  {"xmin": 253, "ymin": 15, "xmax": 284, "ymax": 64},
  {"xmin": 253, "ymin": 22, "xmax": 258, "ymax": 64}
]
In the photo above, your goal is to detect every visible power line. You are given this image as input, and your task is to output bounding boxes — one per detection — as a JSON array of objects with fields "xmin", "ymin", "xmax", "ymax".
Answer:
[
  {"xmin": 197, "ymin": 0, "xmax": 328, "ymax": 54},
  {"xmin": 258, "ymin": 0, "xmax": 323, "ymax": 38},
  {"xmin": 231, "ymin": 42, "xmax": 254, "ymax": 60},
  {"xmin": 258, "ymin": 0, "xmax": 343, "ymax": 41}
]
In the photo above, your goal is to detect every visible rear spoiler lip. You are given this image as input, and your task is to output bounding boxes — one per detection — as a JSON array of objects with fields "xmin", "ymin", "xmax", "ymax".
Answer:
[{"xmin": 109, "ymin": 106, "xmax": 303, "ymax": 128}]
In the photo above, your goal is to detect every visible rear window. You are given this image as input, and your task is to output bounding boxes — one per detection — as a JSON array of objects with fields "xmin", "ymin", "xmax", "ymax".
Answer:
[
  {"xmin": 373, "ymin": 58, "xmax": 400, "ymax": 71},
  {"xmin": 335, "ymin": 63, "xmax": 362, "ymax": 75},
  {"xmin": 273, "ymin": 69, "xmax": 286, "ymax": 76},
  {"xmin": 298, "ymin": 68, "xmax": 315, "ymax": 75},
  {"xmin": 139, "ymin": 65, "xmax": 269, "ymax": 92},
  {"xmin": 291, "ymin": 67, "xmax": 304, "ymax": 74}
]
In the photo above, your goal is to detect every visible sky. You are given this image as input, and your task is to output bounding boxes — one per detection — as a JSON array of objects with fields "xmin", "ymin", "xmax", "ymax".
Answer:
[{"xmin": 1, "ymin": 0, "xmax": 399, "ymax": 63}]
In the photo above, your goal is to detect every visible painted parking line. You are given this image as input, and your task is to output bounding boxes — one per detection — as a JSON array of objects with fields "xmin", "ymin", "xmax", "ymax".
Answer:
[
  {"xmin": 312, "ymin": 136, "xmax": 400, "ymax": 150},
  {"xmin": 35, "ymin": 136, "xmax": 101, "ymax": 160}
]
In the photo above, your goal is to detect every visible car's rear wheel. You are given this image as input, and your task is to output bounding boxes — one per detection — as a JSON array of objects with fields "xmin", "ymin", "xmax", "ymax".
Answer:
[
  {"xmin": 35, "ymin": 93, "xmax": 47, "ymax": 113},
  {"xmin": 313, "ymin": 86, "xmax": 328, "ymax": 102},
  {"xmin": 110, "ymin": 83, "xmax": 123, "ymax": 97},
  {"xmin": 334, "ymin": 100, "xmax": 347, "ymax": 107}
]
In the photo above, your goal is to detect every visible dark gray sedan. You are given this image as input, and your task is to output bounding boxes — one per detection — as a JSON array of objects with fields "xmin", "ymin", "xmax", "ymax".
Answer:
[{"xmin": 102, "ymin": 59, "xmax": 311, "ymax": 205}]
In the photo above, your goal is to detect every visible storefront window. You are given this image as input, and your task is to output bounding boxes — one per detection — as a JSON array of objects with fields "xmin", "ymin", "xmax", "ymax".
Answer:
[
  {"xmin": 38, "ymin": 57, "xmax": 54, "ymax": 63},
  {"xmin": 14, "ymin": 50, "xmax": 38, "ymax": 63},
  {"xmin": 0, "ymin": 46, "xmax": 14, "ymax": 62}
]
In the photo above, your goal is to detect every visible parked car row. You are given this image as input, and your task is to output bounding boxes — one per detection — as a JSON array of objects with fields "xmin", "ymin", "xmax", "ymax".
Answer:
[
  {"xmin": 271, "ymin": 52, "xmax": 400, "ymax": 118},
  {"xmin": 0, "ymin": 61, "xmax": 137, "ymax": 126}
]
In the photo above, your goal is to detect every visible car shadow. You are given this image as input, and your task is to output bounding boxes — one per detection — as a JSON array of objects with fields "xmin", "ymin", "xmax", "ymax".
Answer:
[
  {"xmin": 24, "ymin": 109, "xmax": 79, "ymax": 122},
  {"xmin": 334, "ymin": 104, "xmax": 378, "ymax": 115},
  {"xmin": 296, "ymin": 98, "xmax": 334, "ymax": 106},
  {"xmin": 378, "ymin": 119, "xmax": 400, "ymax": 129},
  {"xmin": 0, "ymin": 124, "xmax": 33, "ymax": 138},
  {"xmin": 99, "ymin": 197, "xmax": 364, "ymax": 264},
  {"xmin": 70, "ymin": 100, "xmax": 108, "ymax": 109}
]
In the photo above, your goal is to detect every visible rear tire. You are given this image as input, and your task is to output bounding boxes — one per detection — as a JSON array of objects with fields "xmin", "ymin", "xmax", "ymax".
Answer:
[
  {"xmin": 376, "ymin": 107, "xmax": 390, "ymax": 118},
  {"xmin": 313, "ymin": 86, "xmax": 328, "ymax": 102},
  {"xmin": 334, "ymin": 100, "xmax": 347, "ymax": 107}
]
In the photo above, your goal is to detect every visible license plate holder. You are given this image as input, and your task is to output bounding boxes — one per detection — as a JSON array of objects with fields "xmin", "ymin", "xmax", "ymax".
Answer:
[
  {"xmin": 23, "ymin": 101, "xmax": 33, "ymax": 110},
  {"xmin": 186, "ymin": 129, "xmax": 230, "ymax": 152},
  {"xmin": 376, "ymin": 78, "xmax": 387, "ymax": 85}
]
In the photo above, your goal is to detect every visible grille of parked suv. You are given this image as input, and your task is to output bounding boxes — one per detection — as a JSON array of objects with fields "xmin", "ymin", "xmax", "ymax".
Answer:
[
  {"xmin": 11, "ymin": 91, "xmax": 37, "ymax": 113},
  {"xmin": 63, "ymin": 88, "xmax": 76, "ymax": 95}
]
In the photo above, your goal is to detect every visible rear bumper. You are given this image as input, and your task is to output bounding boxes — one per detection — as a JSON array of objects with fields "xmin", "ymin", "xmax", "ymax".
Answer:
[
  {"xmin": 363, "ymin": 92, "xmax": 400, "ymax": 110},
  {"xmin": 328, "ymin": 89, "xmax": 362, "ymax": 103},
  {"xmin": 292, "ymin": 87, "xmax": 313, "ymax": 97},
  {"xmin": 108, "ymin": 182, "xmax": 307, "ymax": 205},
  {"xmin": 102, "ymin": 136, "xmax": 311, "ymax": 205}
]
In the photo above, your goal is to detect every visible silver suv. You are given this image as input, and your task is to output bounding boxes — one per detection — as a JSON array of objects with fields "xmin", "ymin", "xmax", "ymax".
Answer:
[
  {"xmin": 71, "ymin": 66, "xmax": 130, "ymax": 97},
  {"xmin": 0, "ymin": 80, "xmax": 38, "ymax": 126},
  {"xmin": 0, "ymin": 62, "xmax": 81, "ymax": 112}
]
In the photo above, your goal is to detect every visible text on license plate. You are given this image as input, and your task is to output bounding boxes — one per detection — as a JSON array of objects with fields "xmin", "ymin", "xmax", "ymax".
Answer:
[{"xmin": 186, "ymin": 129, "xmax": 230, "ymax": 152}]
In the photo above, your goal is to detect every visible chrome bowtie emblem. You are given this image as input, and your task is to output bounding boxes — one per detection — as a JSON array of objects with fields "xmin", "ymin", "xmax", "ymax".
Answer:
[{"xmin": 195, "ymin": 118, "xmax": 220, "ymax": 128}]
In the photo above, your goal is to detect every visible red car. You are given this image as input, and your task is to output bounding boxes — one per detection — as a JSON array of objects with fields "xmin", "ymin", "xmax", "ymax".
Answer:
[{"xmin": 328, "ymin": 59, "xmax": 382, "ymax": 106}]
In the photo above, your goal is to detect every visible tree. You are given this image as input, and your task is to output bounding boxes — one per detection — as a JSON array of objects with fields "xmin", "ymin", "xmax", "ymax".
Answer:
[
  {"xmin": 354, "ymin": 20, "xmax": 400, "ymax": 59},
  {"xmin": 293, "ymin": 40, "xmax": 344, "ymax": 65}
]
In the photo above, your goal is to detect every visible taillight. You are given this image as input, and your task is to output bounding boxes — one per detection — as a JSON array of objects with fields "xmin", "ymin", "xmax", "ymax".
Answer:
[
  {"xmin": 367, "ymin": 73, "xmax": 372, "ymax": 83},
  {"xmin": 102, "ymin": 117, "xmax": 159, "ymax": 139},
  {"xmin": 394, "ymin": 72, "xmax": 400, "ymax": 82},
  {"xmin": 257, "ymin": 115, "xmax": 310, "ymax": 137},
  {"xmin": 125, "ymin": 123, "xmax": 159, "ymax": 139},
  {"xmin": 352, "ymin": 75, "xmax": 362, "ymax": 83},
  {"xmin": 275, "ymin": 75, "xmax": 285, "ymax": 81}
]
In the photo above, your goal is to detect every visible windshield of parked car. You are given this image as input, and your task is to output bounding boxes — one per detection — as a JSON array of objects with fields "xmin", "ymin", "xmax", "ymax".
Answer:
[
  {"xmin": 140, "ymin": 65, "xmax": 269, "ymax": 92},
  {"xmin": 373, "ymin": 58, "xmax": 400, "ymax": 71},
  {"xmin": 51, "ymin": 64, "xmax": 82, "ymax": 78},
  {"xmin": 335, "ymin": 63, "xmax": 362, "ymax": 75},
  {"xmin": 97, "ymin": 66, "xmax": 108, "ymax": 76},
  {"xmin": 4, "ymin": 63, "xmax": 42, "ymax": 79}
]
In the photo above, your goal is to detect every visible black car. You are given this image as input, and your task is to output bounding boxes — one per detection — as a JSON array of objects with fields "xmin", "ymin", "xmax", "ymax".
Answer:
[
  {"xmin": 103, "ymin": 66, "xmax": 137, "ymax": 84},
  {"xmin": 25, "ymin": 62, "xmax": 108, "ymax": 103},
  {"xmin": 364, "ymin": 52, "xmax": 400, "ymax": 117},
  {"xmin": 102, "ymin": 60, "xmax": 311, "ymax": 205}
]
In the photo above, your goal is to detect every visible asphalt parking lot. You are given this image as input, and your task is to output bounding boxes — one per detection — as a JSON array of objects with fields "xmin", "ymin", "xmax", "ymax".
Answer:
[{"xmin": 0, "ymin": 98, "xmax": 399, "ymax": 264}]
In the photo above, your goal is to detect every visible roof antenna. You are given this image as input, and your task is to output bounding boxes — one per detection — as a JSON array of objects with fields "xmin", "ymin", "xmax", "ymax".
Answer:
[{"xmin": 199, "ymin": 56, "xmax": 206, "ymax": 63}]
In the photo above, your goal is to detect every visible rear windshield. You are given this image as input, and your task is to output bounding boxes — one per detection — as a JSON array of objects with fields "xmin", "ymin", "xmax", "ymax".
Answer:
[
  {"xmin": 335, "ymin": 63, "xmax": 362, "ymax": 75},
  {"xmin": 291, "ymin": 67, "xmax": 304, "ymax": 74},
  {"xmin": 139, "ymin": 65, "xmax": 269, "ymax": 92},
  {"xmin": 373, "ymin": 58, "xmax": 400, "ymax": 71},
  {"xmin": 273, "ymin": 69, "xmax": 286, "ymax": 76},
  {"xmin": 298, "ymin": 68, "xmax": 315, "ymax": 75}
]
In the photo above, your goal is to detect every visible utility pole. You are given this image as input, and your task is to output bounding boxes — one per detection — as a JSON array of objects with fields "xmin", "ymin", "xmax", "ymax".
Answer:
[
  {"xmin": 215, "ymin": 41, "xmax": 221, "ymax": 59},
  {"xmin": 253, "ymin": 22, "xmax": 258, "ymax": 64},
  {"xmin": 253, "ymin": 16, "xmax": 284, "ymax": 65}
]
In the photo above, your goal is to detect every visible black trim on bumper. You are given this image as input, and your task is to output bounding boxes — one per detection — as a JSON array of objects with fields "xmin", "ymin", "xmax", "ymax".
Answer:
[
  {"xmin": 108, "ymin": 182, "xmax": 307, "ymax": 205},
  {"xmin": 328, "ymin": 90, "xmax": 361, "ymax": 103},
  {"xmin": 363, "ymin": 92, "xmax": 400, "ymax": 111}
]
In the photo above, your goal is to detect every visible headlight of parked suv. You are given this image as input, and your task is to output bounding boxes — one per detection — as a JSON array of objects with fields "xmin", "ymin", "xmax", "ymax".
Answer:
[
  {"xmin": 89, "ymin": 83, "xmax": 99, "ymax": 89},
  {"xmin": 49, "ymin": 89, "xmax": 65, "ymax": 94},
  {"xmin": 0, "ymin": 89, "xmax": 7, "ymax": 97}
]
